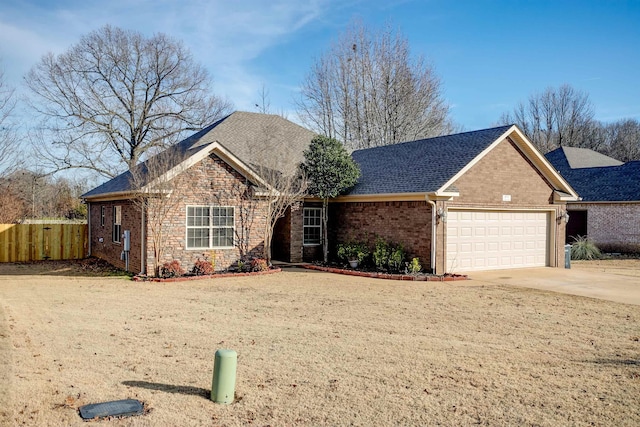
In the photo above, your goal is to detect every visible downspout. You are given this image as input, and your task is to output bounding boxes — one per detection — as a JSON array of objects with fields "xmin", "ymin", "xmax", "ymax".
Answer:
[
  {"xmin": 86, "ymin": 201, "xmax": 91, "ymax": 257},
  {"xmin": 426, "ymin": 197, "xmax": 437, "ymax": 273},
  {"xmin": 140, "ymin": 206, "xmax": 146, "ymax": 275}
]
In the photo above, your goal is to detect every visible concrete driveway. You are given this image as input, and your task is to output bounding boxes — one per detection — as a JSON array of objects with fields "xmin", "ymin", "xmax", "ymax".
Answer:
[{"xmin": 469, "ymin": 266, "xmax": 640, "ymax": 306}]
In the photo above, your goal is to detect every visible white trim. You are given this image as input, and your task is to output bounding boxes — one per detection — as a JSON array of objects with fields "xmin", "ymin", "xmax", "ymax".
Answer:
[
  {"xmin": 331, "ymin": 193, "xmax": 425, "ymax": 202},
  {"xmin": 426, "ymin": 198, "xmax": 437, "ymax": 272}
]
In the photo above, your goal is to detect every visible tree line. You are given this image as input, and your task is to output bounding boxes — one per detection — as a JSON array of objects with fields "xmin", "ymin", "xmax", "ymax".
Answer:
[{"xmin": 499, "ymin": 84, "xmax": 640, "ymax": 161}]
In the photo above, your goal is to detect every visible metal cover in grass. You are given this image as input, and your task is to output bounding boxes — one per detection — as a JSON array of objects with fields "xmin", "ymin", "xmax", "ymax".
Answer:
[{"xmin": 78, "ymin": 399, "xmax": 144, "ymax": 420}]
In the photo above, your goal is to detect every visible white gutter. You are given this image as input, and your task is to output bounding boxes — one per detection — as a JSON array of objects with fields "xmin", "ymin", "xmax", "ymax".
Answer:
[
  {"xmin": 140, "ymin": 206, "xmax": 146, "ymax": 275},
  {"xmin": 426, "ymin": 197, "xmax": 437, "ymax": 273}
]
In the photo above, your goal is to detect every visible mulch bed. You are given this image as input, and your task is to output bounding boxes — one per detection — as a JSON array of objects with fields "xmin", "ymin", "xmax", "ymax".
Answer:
[
  {"xmin": 303, "ymin": 264, "xmax": 467, "ymax": 281},
  {"xmin": 132, "ymin": 268, "xmax": 282, "ymax": 282}
]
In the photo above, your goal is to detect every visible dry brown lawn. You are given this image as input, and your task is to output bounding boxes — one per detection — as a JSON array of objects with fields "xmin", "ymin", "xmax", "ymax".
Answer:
[{"xmin": 0, "ymin": 261, "xmax": 639, "ymax": 426}]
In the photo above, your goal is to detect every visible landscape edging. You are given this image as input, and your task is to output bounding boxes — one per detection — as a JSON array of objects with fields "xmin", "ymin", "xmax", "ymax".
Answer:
[{"xmin": 302, "ymin": 264, "xmax": 467, "ymax": 281}]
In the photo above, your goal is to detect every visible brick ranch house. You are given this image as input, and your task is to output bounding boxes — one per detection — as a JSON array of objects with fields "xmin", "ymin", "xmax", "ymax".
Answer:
[
  {"xmin": 82, "ymin": 113, "xmax": 578, "ymax": 275},
  {"xmin": 546, "ymin": 146, "xmax": 640, "ymax": 253}
]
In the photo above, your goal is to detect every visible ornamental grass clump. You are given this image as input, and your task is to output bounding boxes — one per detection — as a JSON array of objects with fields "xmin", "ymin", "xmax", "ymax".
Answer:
[{"xmin": 570, "ymin": 236, "xmax": 601, "ymax": 260}]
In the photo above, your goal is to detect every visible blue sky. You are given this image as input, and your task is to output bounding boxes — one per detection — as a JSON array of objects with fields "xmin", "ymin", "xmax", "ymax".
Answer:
[{"xmin": 0, "ymin": 0, "xmax": 638, "ymax": 131}]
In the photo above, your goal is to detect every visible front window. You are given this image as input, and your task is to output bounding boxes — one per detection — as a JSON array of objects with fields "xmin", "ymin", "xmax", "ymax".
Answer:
[
  {"xmin": 303, "ymin": 207, "xmax": 322, "ymax": 245},
  {"xmin": 100, "ymin": 206, "xmax": 105, "ymax": 227},
  {"xmin": 186, "ymin": 206, "xmax": 235, "ymax": 249},
  {"xmin": 112, "ymin": 206, "xmax": 121, "ymax": 243}
]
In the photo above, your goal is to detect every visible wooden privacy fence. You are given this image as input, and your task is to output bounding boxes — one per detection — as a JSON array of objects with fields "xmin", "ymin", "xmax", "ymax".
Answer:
[{"xmin": 0, "ymin": 223, "xmax": 88, "ymax": 262}]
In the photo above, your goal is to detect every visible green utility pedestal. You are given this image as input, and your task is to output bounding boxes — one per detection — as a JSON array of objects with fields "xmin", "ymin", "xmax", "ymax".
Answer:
[{"xmin": 211, "ymin": 349, "xmax": 237, "ymax": 404}]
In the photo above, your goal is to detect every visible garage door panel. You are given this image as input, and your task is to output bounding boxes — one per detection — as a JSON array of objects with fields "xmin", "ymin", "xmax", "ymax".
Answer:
[{"xmin": 447, "ymin": 210, "xmax": 549, "ymax": 272}]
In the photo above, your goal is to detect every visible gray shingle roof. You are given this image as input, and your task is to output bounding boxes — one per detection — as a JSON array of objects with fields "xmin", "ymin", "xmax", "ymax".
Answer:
[
  {"xmin": 82, "ymin": 111, "xmax": 316, "ymax": 199},
  {"xmin": 347, "ymin": 125, "xmax": 513, "ymax": 195},
  {"xmin": 560, "ymin": 146, "xmax": 623, "ymax": 168},
  {"xmin": 545, "ymin": 147, "xmax": 640, "ymax": 202}
]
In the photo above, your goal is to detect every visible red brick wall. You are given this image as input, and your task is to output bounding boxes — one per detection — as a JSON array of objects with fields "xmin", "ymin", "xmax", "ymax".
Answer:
[
  {"xmin": 329, "ymin": 201, "xmax": 433, "ymax": 266},
  {"xmin": 89, "ymin": 200, "xmax": 143, "ymax": 273},
  {"xmin": 568, "ymin": 202, "xmax": 640, "ymax": 252}
]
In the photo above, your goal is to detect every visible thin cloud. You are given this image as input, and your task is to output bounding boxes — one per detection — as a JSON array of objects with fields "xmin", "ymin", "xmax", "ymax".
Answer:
[{"xmin": 0, "ymin": 0, "xmax": 334, "ymax": 107}]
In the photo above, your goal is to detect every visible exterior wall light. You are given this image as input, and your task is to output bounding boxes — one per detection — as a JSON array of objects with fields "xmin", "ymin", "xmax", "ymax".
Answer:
[
  {"xmin": 558, "ymin": 210, "xmax": 570, "ymax": 223},
  {"xmin": 436, "ymin": 207, "xmax": 447, "ymax": 223}
]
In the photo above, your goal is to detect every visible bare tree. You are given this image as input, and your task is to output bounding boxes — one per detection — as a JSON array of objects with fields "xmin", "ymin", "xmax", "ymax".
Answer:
[
  {"xmin": 212, "ymin": 177, "xmax": 260, "ymax": 261},
  {"xmin": 129, "ymin": 146, "xmax": 189, "ymax": 276},
  {"xmin": 603, "ymin": 119, "xmax": 640, "ymax": 162},
  {"xmin": 260, "ymin": 167, "xmax": 307, "ymax": 264},
  {"xmin": 0, "ymin": 169, "xmax": 88, "ymax": 221},
  {"xmin": 25, "ymin": 25, "xmax": 232, "ymax": 179},
  {"xmin": 500, "ymin": 84, "xmax": 595, "ymax": 153},
  {"xmin": 297, "ymin": 21, "xmax": 454, "ymax": 150},
  {"xmin": 255, "ymin": 84, "xmax": 272, "ymax": 114},
  {"xmin": 0, "ymin": 66, "xmax": 20, "ymax": 178}
]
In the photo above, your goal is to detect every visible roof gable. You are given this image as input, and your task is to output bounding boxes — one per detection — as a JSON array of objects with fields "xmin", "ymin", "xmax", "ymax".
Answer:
[
  {"xmin": 348, "ymin": 126, "xmax": 512, "ymax": 196},
  {"xmin": 345, "ymin": 125, "xmax": 577, "ymax": 200},
  {"xmin": 82, "ymin": 111, "xmax": 316, "ymax": 200}
]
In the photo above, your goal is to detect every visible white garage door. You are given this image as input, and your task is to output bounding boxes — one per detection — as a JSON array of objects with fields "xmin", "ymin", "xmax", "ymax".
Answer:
[{"xmin": 446, "ymin": 210, "xmax": 549, "ymax": 272}]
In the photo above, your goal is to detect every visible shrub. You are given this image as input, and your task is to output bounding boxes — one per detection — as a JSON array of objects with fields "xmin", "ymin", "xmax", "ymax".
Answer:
[
  {"xmin": 192, "ymin": 258, "xmax": 214, "ymax": 276},
  {"xmin": 407, "ymin": 257, "xmax": 422, "ymax": 274},
  {"xmin": 388, "ymin": 245, "xmax": 405, "ymax": 273},
  {"xmin": 372, "ymin": 237, "xmax": 406, "ymax": 272},
  {"xmin": 570, "ymin": 236, "xmax": 601, "ymax": 260},
  {"xmin": 250, "ymin": 258, "xmax": 269, "ymax": 272},
  {"xmin": 336, "ymin": 241, "xmax": 370, "ymax": 264},
  {"xmin": 373, "ymin": 237, "xmax": 391, "ymax": 271},
  {"xmin": 160, "ymin": 260, "xmax": 185, "ymax": 278},
  {"xmin": 236, "ymin": 259, "xmax": 247, "ymax": 272}
]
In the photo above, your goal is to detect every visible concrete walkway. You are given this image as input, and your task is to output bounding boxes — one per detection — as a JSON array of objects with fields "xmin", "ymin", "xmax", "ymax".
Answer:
[{"xmin": 470, "ymin": 267, "xmax": 640, "ymax": 306}]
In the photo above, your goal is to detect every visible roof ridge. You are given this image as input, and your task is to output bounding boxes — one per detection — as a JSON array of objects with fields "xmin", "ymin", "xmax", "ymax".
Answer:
[{"xmin": 352, "ymin": 124, "xmax": 513, "ymax": 154}]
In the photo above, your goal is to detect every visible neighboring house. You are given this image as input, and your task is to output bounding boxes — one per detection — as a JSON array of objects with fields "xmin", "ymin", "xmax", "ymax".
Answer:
[
  {"xmin": 82, "ymin": 115, "xmax": 578, "ymax": 275},
  {"xmin": 81, "ymin": 111, "xmax": 316, "ymax": 274},
  {"xmin": 545, "ymin": 146, "xmax": 640, "ymax": 253},
  {"xmin": 330, "ymin": 125, "xmax": 579, "ymax": 273}
]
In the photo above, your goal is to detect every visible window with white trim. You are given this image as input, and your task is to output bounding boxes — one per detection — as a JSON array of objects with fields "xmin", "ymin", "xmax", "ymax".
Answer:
[
  {"xmin": 112, "ymin": 206, "xmax": 122, "ymax": 243},
  {"xmin": 303, "ymin": 207, "xmax": 322, "ymax": 245},
  {"xmin": 100, "ymin": 206, "xmax": 105, "ymax": 227},
  {"xmin": 186, "ymin": 206, "xmax": 235, "ymax": 249}
]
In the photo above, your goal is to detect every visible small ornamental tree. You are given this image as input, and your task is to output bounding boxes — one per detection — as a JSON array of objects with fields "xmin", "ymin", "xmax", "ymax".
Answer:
[{"xmin": 301, "ymin": 135, "xmax": 360, "ymax": 262}]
